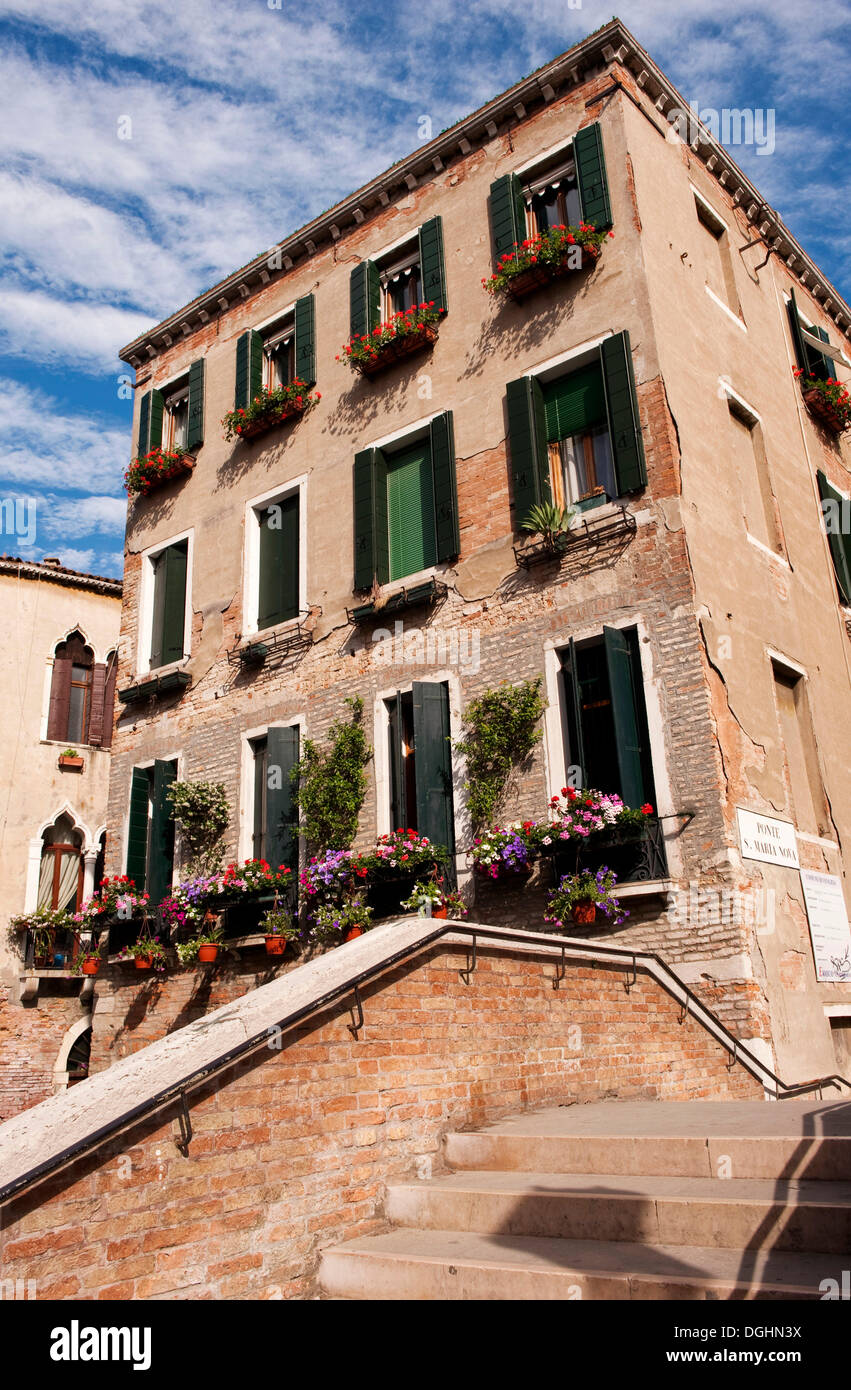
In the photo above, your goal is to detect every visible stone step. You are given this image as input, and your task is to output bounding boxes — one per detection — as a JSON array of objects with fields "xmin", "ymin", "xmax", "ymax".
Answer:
[
  {"xmin": 385, "ymin": 1170, "xmax": 851, "ymax": 1253},
  {"xmin": 321, "ymin": 1227, "xmax": 843, "ymax": 1300}
]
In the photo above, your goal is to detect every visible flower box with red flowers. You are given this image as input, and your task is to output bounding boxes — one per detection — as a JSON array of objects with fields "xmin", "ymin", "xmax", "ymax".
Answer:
[
  {"xmin": 794, "ymin": 370, "xmax": 851, "ymax": 434},
  {"xmin": 339, "ymin": 303, "xmax": 444, "ymax": 378},
  {"xmin": 223, "ymin": 380, "xmax": 320, "ymax": 443},
  {"xmin": 124, "ymin": 448, "xmax": 195, "ymax": 497},
  {"xmin": 483, "ymin": 224, "xmax": 611, "ymax": 302}
]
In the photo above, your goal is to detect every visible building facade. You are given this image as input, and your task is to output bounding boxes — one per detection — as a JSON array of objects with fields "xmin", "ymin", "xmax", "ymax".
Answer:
[
  {"xmin": 0, "ymin": 556, "xmax": 122, "ymax": 1117},
  {"xmin": 106, "ymin": 20, "xmax": 851, "ymax": 1083}
]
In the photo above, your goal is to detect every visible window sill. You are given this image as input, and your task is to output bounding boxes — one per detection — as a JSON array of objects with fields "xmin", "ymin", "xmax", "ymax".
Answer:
[
  {"xmin": 118, "ymin": 670, "xmax": 191, "ymax": 704},
  {"xmin": 704, "ymin": 285, "xmax": 746, "ymax": 331},
  {"xmin": 348, "ymin": 576, "xmax": 447, "ymax": 625}
]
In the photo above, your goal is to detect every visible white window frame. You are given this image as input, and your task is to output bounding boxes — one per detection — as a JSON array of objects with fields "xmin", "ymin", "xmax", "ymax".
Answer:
[
  {"xmin": 255, "ymin": 302, "xmax": 297, "ymax": 391},
  {"xmin": 137, "ymin": 527, "xmax": 193, "ymax": 677},
  {"xmin": 238, "ymin": 716, "xmax": 305, "ymax": 864},
  {"xmin": 242, "ymin": 474, "xmax": 307, "ymax": 638}
]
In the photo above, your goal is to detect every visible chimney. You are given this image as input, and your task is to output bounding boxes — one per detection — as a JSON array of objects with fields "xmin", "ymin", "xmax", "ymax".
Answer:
[{"xmin": 42, "ymin": 557, "xmax": 62, "ymax": 567}]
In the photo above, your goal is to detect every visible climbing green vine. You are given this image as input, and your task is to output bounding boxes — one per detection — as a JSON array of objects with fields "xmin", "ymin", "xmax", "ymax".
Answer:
[
  {"xmin": 167, "ymin": 780, "xmax": 230, "ymax": 876},
  {"xmin": 291, "ymin": 697, "xmax": 372, "ymax": 852},
  {"xmin": 456, "ymin": 677, "xmax": 547, "ymax": 831}
]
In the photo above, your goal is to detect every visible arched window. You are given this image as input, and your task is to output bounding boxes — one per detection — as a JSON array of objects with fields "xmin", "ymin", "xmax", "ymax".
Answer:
[
  {"xmin": 48, "ymin": 631, "xmax": 94, "ymax": 745},
  {"xmin": 38, "ymin": 814, "xmax": 83, "ymax": 912}
]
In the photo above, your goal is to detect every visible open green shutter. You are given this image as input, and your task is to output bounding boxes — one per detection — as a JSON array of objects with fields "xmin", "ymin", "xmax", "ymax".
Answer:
[
  {"xmin": 137, "ymin": 392, "xmax": 151, "ymax": 454},
  {"xmin": 187, "ymin": 359, "xmax": 205, "ymax": 451},
  {"xmin": 574, "ymin": 122, "xmax": 612, "ymax": 231},
  {"xmin": 506, "ymin": 375, "xmax": 550, "ymax": 527},
  {"xmin": 147, "ymin": 760, "xmax": 176, "ymax": 907},
  {"xmin": 418, "ymin": 216, "xmax": 448, "ymax": 314},
  {"xmin": 563, "ymin": 639, "xmax": 587, "ymax": 787},
  {"xmin": 543, "ymin": 364, "xmax": 607, "ymax": 442},
  {"xmin": 151, "ymin": 540, "xmax": 187, "ymax": 669},
  {"xmin": 412, "ymin": 681, "xmax": 455, "ymax": 853},
  {"xmin": 350, "ymin": 260, "xmax": 380, "ymax": 340},
  {"xmin": 601, "ymin": 332, "xmax": 646, "ymax": 493},
  {"xmin": 787, "ymin": 290, "xmax": 808, "ymax": 372},
  {"xmin": 430, "ymin": 411, "xmax": 459, "ymax": 562},
  {"xmin": 817, "ymin": 471, "xmax": 851, "ymax": 605},
  {"xmin": 126, "ymin": 767, "xmax": 150, "ymax": 891},
  {"xmin": 235, "ymin": 329, "xmax": 263, "ymax": 410},
  {"xmin": 603, "ymin": 627, "xmax": 644, "ymax": 808},
  {"xmin": 814, "ymin": 324, "xmax": 836, "ymax": 379},
  {"xmin": 266, "ymin": 724, "xmax": 300, "ymax": 876},
  {"xmin": 388, "ymin": 693, "xmax": 407, "ymax": 831},
  {"xmin": 148, "ymin": 389, "xmax": 164, "ymax": 450},
  {"xmin": 258, "ymin": 493, "xmax": 299, "ymax": 628},
  {"xmin": 294, "ymin": 294, "xmax": 316, "ymax": 387},
  {"xmin": 489, "ymin": 173, "xmax": 525, "ymax": 262},
  {"xmin": 353, "ymin": 448, "xmax": 389, "ymax": 590}
]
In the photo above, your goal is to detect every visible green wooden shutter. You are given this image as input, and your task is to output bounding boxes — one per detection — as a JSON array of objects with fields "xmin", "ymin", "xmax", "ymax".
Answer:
[
  {"xmin": 258, "ymin": 493, "xmax": 300, "ymax": 628},
  {"xmin": 574, "ymin": 122, "xmax": 612, "ymax": 231},
  {"xmin": 813, "ymin": 324, "xmax": 837, "ymax": 379},
  {"xmin": 506, "ymin": 375, "xmax": 550, "ymax": 528},
  {"xmin": 353, "ymin": 447, "xmax": 389, "ymax": 590},
  {"xmin": 388, "ymin": 694, "xmax": 407, "ymax": 831},
  {"xmin": 817, "ymin": 470, "xmax": 851, "ymax": 604},
  {"xmin": 266, "ymin": 724, "xmax": 300, "ymax": 876},
  {"xmin": 387, "ymin": 442, "xmax": 437, "ymax": 581},
  {"xmin": 489, "ymin": 173, "xmax": 525, "ymax": 262},
  {"xmin": 350, "ymin": 260, "xmax": 380, "ymax": 340},
  {"xmin": 418, "ymin": 217, "xmax": 448, "ymax": 314},
  {"xmin": 603, "ymin": 627, "xmax": 645, "ymax": 808},
  {"xmin": 563, "ymin": 639, "xmax": 587, "ymax": 787},
  {"xmin": 430, "ymin": 411, "xmax": 459, "ymax": 562},
  {"xmin": 543, "ymin": 364, "xmax": 608, "ymax": 442},
  {"xmin": 187, "ymin": 359, "xmax": 205, "ymax": 451},
  {"xmin": 787, "ymin": 290, "xmax": 808, "ymax": 372},
  {"xmin": 151, "ymin": 540, "xmax": 188, "ymax": 669},
  {"xmin": 126, "ymin": 767, "xmax": 150, "ymax": 892},
  {"xmin": 137, "ymin": 392, "xmax": 151, "ymax": 454},
  {"xmin": 148, "ymin": 389, "xmax": 164, "ymax": 450},
  {"xmin": 235, "ymin": 329, "xmax": 263, "ymax": 410},
  {"xmin": 294, "ymin": 294, "xmax": 316, "ymax": 387},
  {"xmin": 147, "ymin": 759, "xmax": 176, "ymax": 907},
  {"xmin": 601, "ymin": 332, "xmax": 646, "ymax": 493},
  {"xmin": 412, "ymin": 681, "xmax": 455, "ymax": 852}
]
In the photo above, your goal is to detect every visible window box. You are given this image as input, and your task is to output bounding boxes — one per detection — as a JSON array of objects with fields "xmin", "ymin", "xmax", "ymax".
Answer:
[
  {"xmin": 802, "ymin": 385, "xmax": 849, "ymax": 435},
  {"xmin": 513, "ymin": 534, "xmax": 570, "ymax": 570},
  {"xmin": 543, "ymin": 818, "xmax": 668, "ymax": 886},
  {"xmin": 223, "ymin": 382, "xmax": 320, "ymax": 443},
  {"xmin": 58, "ymin": 753, "xmax": 84, "ymax": 771},
  {"xmin": 348, "ymin": 577, "xmax": 446, "ymax": 625},
  {"xmin": 575, "ymin": 487, "xmax": 609, "ymax": 514},
  {"xmin": 349, "ymin": 319, "xmax": 440, "ymax": 378},
  {"xmin": 124, "ymin": 449, "xmax": 195, "ymax": 497},
  {"xmin": 239, "ymin": 642, "xmax": 269, "ymax": 667},
  {"xmin": 118, "ymin": 670, "xmax": 191, "ymax": 705},
  {"xmin": 504, "ymin": 243, "xmax": 602, "ymax": 302}
]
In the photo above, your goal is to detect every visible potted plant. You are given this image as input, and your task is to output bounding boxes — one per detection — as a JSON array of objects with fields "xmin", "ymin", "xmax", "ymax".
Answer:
[
  {"xmin": 74, "ymin": 942, "xmax": 104, "ymax": 976},
  {"xmin": 483, "ymin": 224, "xmax": 613, "ymax": 300},
  {"xmin": 177, "ymin": 918, "xmax": 224, "ymax": 966},
  {"xmin": 400, "ymin": 879, "xmax": 469, "ymax": 920},
  {"xmin": 124, "ymin": 446, "xmax": 195, "ymax": 497},
  {"xmin": 793, "ymin": 368, "xmax": 851, "ymax": 434},
  {"xmin": 520, "ymin": 501, "xmax": 575, "ymax": 555},
  {"xmin": 121, "ymin": 936, "xmax": 169, "ymax": 972},
  {"xmin": 58, "ymin": 747, "xmax": 84, "ymax": 770},
  {"xmin": 260, "ymin": 902, "xmax": 298, "ymax": 955},
  {"xmin": 310, "ymin": 897, "xmax": 374, "ymax": 946},
  {"xmin": 337, "ymin": 302, "xmax": 444, "ymax": 377},
  {"xmin": 222, "ymin": 380, "xmax": 321, "ymax": 443},
  {"xmin": 544, "ymin": 867, "xmax": 628, "ymax": 930},
  {"xmin": 9, "ymin": 906, "xmax": 75, "ymax": 967}
]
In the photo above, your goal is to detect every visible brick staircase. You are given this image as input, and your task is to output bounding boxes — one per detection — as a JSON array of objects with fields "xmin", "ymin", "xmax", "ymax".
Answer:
[{"xmin": 320, "ymin": 1099, "xmax": 851, "ymax": 1299}]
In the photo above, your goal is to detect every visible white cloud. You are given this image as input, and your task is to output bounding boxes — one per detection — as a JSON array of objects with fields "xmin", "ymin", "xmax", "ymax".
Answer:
[
  {"xmin": 0, "ymin": 289, "xmax": 151, "ymax": 372},
  {"xmin": 0, "ymin": 378, "xmax": 131, "ymax": 492}
]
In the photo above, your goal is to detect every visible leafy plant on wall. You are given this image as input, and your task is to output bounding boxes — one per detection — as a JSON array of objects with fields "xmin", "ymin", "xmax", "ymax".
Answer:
[
  {"xmin": 291, "ymin": 697, "xmax": 373, "ymax": 852},
  {"xmin": 455, "ymin": 677, "xmax": 547, "ymax": 832},
  {"xmin": 167, "ymin": 780, "xmax": 230, "ymax": 877}
]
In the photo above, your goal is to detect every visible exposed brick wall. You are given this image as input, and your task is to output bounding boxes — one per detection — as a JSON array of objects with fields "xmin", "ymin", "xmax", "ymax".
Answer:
[
  {"xmin": 0, "ymin": 986, "xmax": 87, "ymax": 1122},
  {"xmin": 0, "ymin": 942, "xmax": 762, "ymax": 1301}
]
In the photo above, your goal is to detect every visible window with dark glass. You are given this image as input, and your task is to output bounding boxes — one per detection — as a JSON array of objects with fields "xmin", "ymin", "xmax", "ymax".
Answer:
[
  {"xmin": 543, "ymin": 363, "xmax": 616, "ymax": 507},
  {"xmin": 251, "ymin": 735, "xmax": 268, "ymax": 861},
  {"xmin": 382, "ymin": 251, "xmax": 422, "ymax": 320},
  {"xmin": 385, "ymin": 682, "xmax": 454, "ymax": 851},
  {"xmin": 163, "ymin": 376, "xmax": 190, "ymax": 450},
  {"xmin": 262, "ymin": 315, "xmax": 295, "ymax": 390},
  {"xmin": 48, "ymin": 631, "xmax": 93, "ymax": 744},
  {"xmin": 525, "ymin": 156, "xmax": 582, "ymax": 236},
  {"xmin": 559, "ymin": 627, "xmax": 656, "ymax": 809}
]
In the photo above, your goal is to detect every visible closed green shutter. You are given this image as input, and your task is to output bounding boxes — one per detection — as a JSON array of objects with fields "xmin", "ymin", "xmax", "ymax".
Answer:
[
  {"xmin": 258, "ymin": 493, "xmax": 300, "ymax": 628},
  {"xmin": 235, "ymin": 329, "xmax": 263, "ymax": 410},
  {"xmin": 543, "ymin": 364, "xmax": 608, "ymax": 442},
  {"xmin": 817, "ymin": 470, "xmax": 851, "ymax": 605},
  {"xmin": 574, "ymin": 122, "xmax": 612, "ymax": 231},
  {"xmin": 126, "ymin": 767, "xmax": 150, "ymax": 891},
  {"xmin": 603, "ymin": 627, "xmax": 645, "ymax": 808},
  {"xmin": 562, "ymin": 639, "xmax": 587, "ymax": 787},
  {"xmin": 350, "ymin": 260, "xmax": 380, "ymax": 340},
  {"xmin": 137, "ymin": 392, "xmax": 151, "ymax": 454},
  {"xmin": 150, "ymin": 540, "xmax": 188, "ymax": 669},
  {"xmin": 147, "ymin": 759, "xmax": 176, "ymax": 907},
  {"xmin": 148, "ymin": 389, "xmax": 164, "ymax": 450},
  {"xmin": 387, "ymin": 442, "xmax": 437, "ymax": 581},
  {"xmin": 266, "ymin": 724, "xmax": 300, "ymax": 876},
  {"xmin": 430, "ymin": 410, "xmax": 459, "ymax": 562},
  {"xmin": 489, "ymin": 173, "xmax": 525, "ymax": 261},
  {"xmin": 353, "ymin": 448, "xmax": 389, "ymax": 590},
  {"xmin": 388, "ymin": 693, "xmax": 407, "ymax": 831},
  {"xmin": 187, "ymin": 359, "xmax": 205, "ymax": 451},
  {"xmin": 412, "ymin": 681, "xmax": 454, "ymax": 852},
  {"xmin": 418, "ymin": 216, "xmax": 448, "ymax": 314},
  {"xmin": 506, "ymin": 374, "xmax": 551, "ymax": 528},
  {"xmin": 601, "ymin": 332, "xmax": 646, "ymax": 493},
  {"xmin": 294, "ymin": 294, "xmax": 316, "ymax": 387}
]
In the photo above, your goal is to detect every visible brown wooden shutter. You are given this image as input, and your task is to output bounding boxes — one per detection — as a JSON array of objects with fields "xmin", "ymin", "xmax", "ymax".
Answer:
[
  {"xmin": 88, "ymin": 662, "xmax": 107, "ymax": 746},
  {"xmin": 101, "ymin": 656, "xmax": 118, "ymax": 749},
  {"xmin": 47, "ymin": 656, "xmax": 72, "ymax": 741}
]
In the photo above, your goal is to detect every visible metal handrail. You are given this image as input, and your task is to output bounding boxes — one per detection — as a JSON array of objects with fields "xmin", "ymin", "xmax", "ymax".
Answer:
[{"xmin": 1, "ymin": 920, "xmax": 848, "ymax": 1207}]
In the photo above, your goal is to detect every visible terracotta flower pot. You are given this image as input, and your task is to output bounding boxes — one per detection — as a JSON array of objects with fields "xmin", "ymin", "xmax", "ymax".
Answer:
[
  {"xmin": 81, "ymin": 957, "xmax": 100, "ymax": 976},
  {"xmin": 198, "ymin": 944, "xmax": 220, "ymax": 963},
  {"xmin": 265, "ymin": 935, "xmax": 286, "ymax": 956},
  {"xmin": 135, "ymin": 955, "xmax": 153, "ymax": 970},
  {"xmin": 432, "ymin": 905, "xmax": 449, "ymax": 919},
  {"xmin": 344, "ymin": 926, "xmax": 364, "ymax": 941},
  {"xmin": 58, "ymin": 755, "xmax": 84, "ymax": 771},
  {"xmin": 803, "ymin": 387, "xmax": 846, "ymax": 434},
  {"xmin": 571, "ymin": 901, "xmax": 597, "ymax": 925}
]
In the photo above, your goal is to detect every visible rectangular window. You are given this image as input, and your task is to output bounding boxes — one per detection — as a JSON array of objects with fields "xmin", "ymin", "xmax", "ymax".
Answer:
[
  {"xmin": 163, "ymin": 376, "xmax": 190, "ymax": 450},
  {"xmin": 771, "ymin": 662, "xmax": 829, "ymax": 838},
  {"xmin": 385, "ymin": 682, "xmax": 454, "ymax": 850},
  {"xmin": 560, "ymin": 627, "xmax": 656, "ymax": 808},
  {"xmin": 725, "ymin": 396, "xmax": 783, "ymax": 553},
  {"xmin": 149, "ymin": 539, "xmax": 188, "ymax": 670},
  {"xmin": 126, "ymin": 759, "xmax": 177, "ymax": 904},
  {"xmin": 694, "ymin": 193, "xmax": 740, "ymax": 314},
  {"xmin": 380, "ymin": 245, "xmax": 422, "ymax": 322},
  {"xmin": 252, "ymin": 488, "xmax": 301, "ymax": 632},
  {"xmin": 261, "ymin": 315, "xmax": 295, "ymax": 391},
  {"xmin": 788, "ymin": 289, "xmax": 837, "ymax": 381},
  {"xmin": 387, "ymin": 440, "xmax": 437, "ymax": 581},
  {"xmin": 543, "ymin": 362, "xmax": 616, "ymax": 507},
  {"xmin": 524, "ymin": 154, "xmax": 582, "ymax": 237}
]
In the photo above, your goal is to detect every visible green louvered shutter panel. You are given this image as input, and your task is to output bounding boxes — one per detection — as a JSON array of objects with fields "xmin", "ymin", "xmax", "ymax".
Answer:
[
  {"xmin": 601, "ymin": 332, "xmax": 646, "ymax": 493},
  {"xmin": 266, "ymin": 724, "xmax": 300, "ymax": 876},
  {"xmin": 603, "ymin": 627, "xmax": 645, "ymax": 809},
  {"xmin": 126, "ymin": 767, "xmax": 150, "ymax": 891},
  {"xmin": 388, "ymin": 693, "xmax": 407, "ymax": 831},
  {"xmin": 148, "ymin": 389, "xmax": 164, "ymax": 450},
  {"xmin": 787, "ymin": 290, "xmax": 808, "ymax": 372},
  {"xmin": 574, "ymin": 122, "xmax": 612, "ymax": 231},
  {"xmin": 562, "ymin": 639, "xmax": 587, "ymax": 788},
  {"xmin": 235, "ymin": 329, "xmax": 263, "ymax": 410},
  {"xmin": 418, "ymin": 217, "xmax": 448, "ymax": 314},
  {"xmin": 137, "ymin": 392, "xmax": 151, "ymax": 454},
  {"xmin": 258, "ymin": 493, "xmax": 299, "ymax": 628},
  {"xmin": 489, "ymin": 173, "xmax": 525, "ymax": 262},
  {"xmin": 187, "ymin": 359, "xmax": 205, "ymax": 451},
  {"xmin": 387, "ymin": 442, "xmax": 437, "ymax": 581},
  {"xmin": 813, "ymin": 324, "xmax": 836, "ymax": 379},
  {"xmin": 412, "ymin": 681, "xmax": 454, "ymax": 853},
  {"xmin": 543, "ymin": 364, "xmax": 608, "ymax": 442},
  {"xmin": 506, "ymin": 375, "xmax": 550, "ymax": 528},
  {"xmin": 353, "ymin": 448, "xmax": 389, "ymax": 590},
  {"xmin": 294, "ymin": 294, "xmax": 316, "ymax": 387},
  {"xmin": 147, "ymin": 759, "xmax": 176, "ymax": 907},
  {"xmin": 151, "ymin": 540, "xmax": 188, "ymax": 668},
  {"xmin": 430, "ymin": 410, "xmax": 459, "ymax": 562},
  {"xmin": 817, "ymin": 471, "xmax": 851, "ymax": 605},
  {"xmin": 350, "ymin": 260, "xmax": 380, "ymax": 340}
]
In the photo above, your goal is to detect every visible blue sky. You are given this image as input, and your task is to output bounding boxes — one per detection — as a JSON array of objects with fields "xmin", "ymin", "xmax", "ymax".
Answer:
[{"xmin": 2, "ymin": 0, "xmax": 850, "ymax": 579}]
